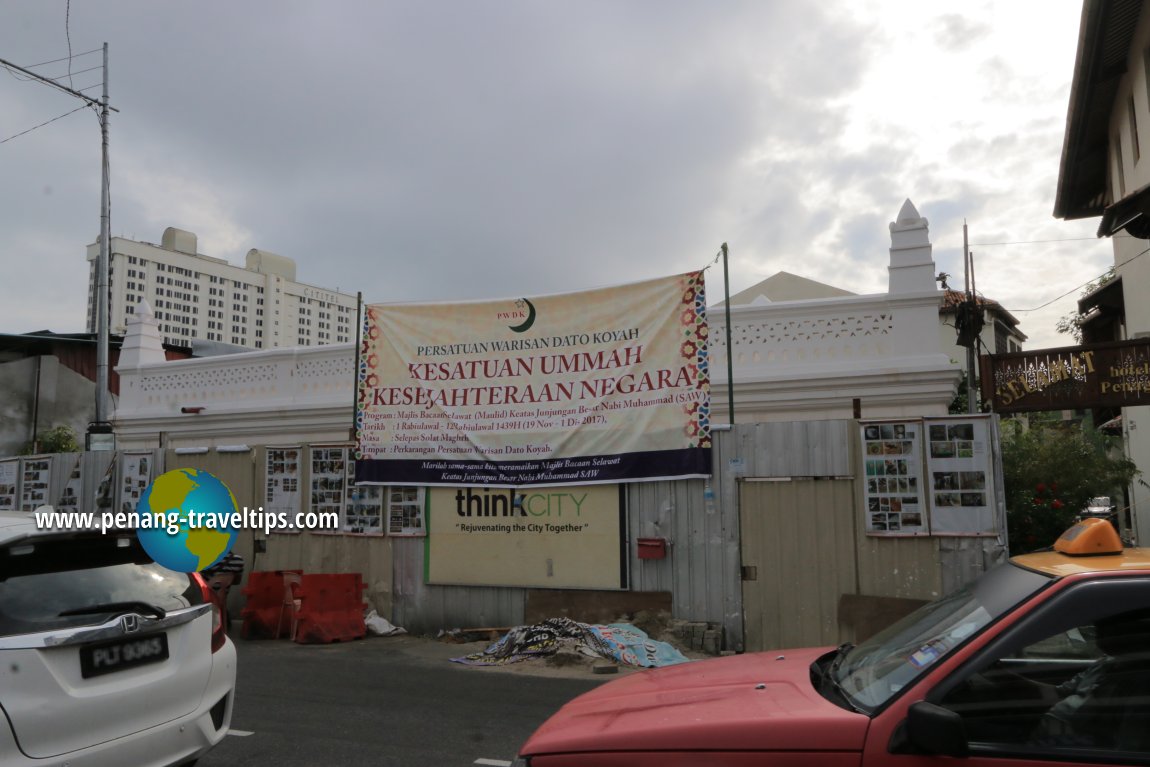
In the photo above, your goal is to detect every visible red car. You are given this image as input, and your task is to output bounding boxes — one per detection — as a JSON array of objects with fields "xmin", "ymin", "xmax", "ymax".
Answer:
[{"xmin": 518, "ymin": 519, "xmax": 1150, "ymax": 766}]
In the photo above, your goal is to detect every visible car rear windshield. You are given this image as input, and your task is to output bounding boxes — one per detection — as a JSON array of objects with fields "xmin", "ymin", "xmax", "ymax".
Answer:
[{"xmin": 0, "ymin": 531, "xmax": 202, "ymax": 637}]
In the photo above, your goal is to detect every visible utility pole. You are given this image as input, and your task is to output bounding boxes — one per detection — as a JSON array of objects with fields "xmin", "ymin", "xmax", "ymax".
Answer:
[
  {"xmin": 94, "ymin": 43, "xmax": 113, "ymax": 448},
  {"xmin": 721, "ymin": 243, "xmax": 735, "ymax": 425},
  {"xmin": 958, "ymin": 221, "xmax": 982, "ymax": 414},
  {"xmin": 0, "ymin": 44, "xmax": 116, "ymax": 449}
]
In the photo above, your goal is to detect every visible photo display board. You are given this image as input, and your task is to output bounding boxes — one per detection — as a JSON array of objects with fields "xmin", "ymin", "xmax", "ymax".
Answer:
[
  {"xmin": 94, "ymin": 455, "xmax": 117, "ymax": 515},
  {"xmin": 861, "ymin": 421, "xmax": 927, "ymax": 535},
  {"xmin": 55, "ymin": 455, "xmax": 83, "ymax": 514},
  {"xmin": 427, "ymin": 484, "xmax": 624, "ymax": 589},
  {"xmin": 0, "ymin": 459, "xmax": 18, "ymax": 509},
  {"xmin": 345, "ymin": 477, "xmax": 385, "ymax": 534},
  {"xmin": 386, "ymin": 486, "xmax": 426, "ymax": 536},
  {"xmin": 118, "ymin": 452, "xmax": 154, "ymax": 515},
  {"xmin": 860, "ymin": 416, "xmax": 1001, "ymax": 537},
  {"xmin": 20, "ymin": 456, "xmax": 52, "ymax": 511},
  {"xmin": 925, "ymin": 416, "xmax": 998, "ymax": 536},
  {"xmin": 265, "ymin": 446, "xmax": 302, "ymax": 532},
  {"xmin": 309, "ymin": 446, "xmax": 350, "ymax": 527}
]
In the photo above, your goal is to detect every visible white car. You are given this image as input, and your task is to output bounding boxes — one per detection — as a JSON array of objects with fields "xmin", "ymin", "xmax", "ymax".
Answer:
[
  {"xmin": 1083, "ymin": 495, "xmax": 1117, "ymax": 517},
  {"xmin": 0, "ymin": 510, "xmax": 236, "ymax": 766}
]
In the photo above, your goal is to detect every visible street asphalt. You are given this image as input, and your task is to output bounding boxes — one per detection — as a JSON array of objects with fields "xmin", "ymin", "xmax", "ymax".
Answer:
[{"xmin": 197, "ymin": 631, "xmax": 612, "ymax": 767}]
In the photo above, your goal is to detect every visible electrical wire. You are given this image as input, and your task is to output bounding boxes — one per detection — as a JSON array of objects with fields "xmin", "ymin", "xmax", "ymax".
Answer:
[
  {"xmin": 970, "ymin": 235, "xmax": 1133, "ymax": 246},
  {"xmin": 1007, "ymin": 244, "xmax": 1150, "ymax": 313},
  {"xmin": 0, "ymin": 103, "xmax": 88, "ymax": 145},
  {"xmin": 49, "ymin": 64, "xmax": 102, "ymax": 78},
  {"xmin": 18, "ymin": 47, "xmax": 102, "ymax": 70},
  {"xmin": 1, "ymin": 62, "xmax": 39, "ymax": 82},
  {"xmin": 65, "ymin": 0, "xmax": 74, "ymax": 90}
]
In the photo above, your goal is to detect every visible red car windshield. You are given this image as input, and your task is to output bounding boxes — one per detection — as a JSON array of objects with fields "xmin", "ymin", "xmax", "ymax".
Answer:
[{"xmin": 830, "ymin": 562, "xmax": 1051, "ymax": 713}]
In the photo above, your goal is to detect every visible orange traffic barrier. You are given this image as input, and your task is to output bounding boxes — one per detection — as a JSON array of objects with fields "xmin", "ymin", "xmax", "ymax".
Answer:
[
  {"xmin": 240, "ymin": 570, "xmax": 303, "ymax": 639},
  {"xmin": 292, "ymin": 573, "xmax": 367, "ymax": 644}
]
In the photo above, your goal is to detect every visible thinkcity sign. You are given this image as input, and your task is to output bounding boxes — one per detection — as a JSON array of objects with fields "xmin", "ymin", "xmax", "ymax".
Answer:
[
  {"xmin": 980, "ymin": 338, "xmax": 1150, "ymax": 413},
  {"xmin": 354, "ymin": 272, "xmax": 711, "ymax": 487}
]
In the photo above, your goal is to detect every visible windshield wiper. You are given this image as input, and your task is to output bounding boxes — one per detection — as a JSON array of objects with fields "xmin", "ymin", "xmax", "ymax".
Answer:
[
  {"xmin": 59, "ymin": 601, "xmax": 167, "ymax": 619},
  {"xmin": 818, "ymin": 642, "xmax": 864, "ymax": 713},
  {"xmin": 827, "ymin": 642, "xmax": 854, "ymax": 678},
  {"xmin": 813, "ymin": 642, "xmax": 848, "ymax": 683}
]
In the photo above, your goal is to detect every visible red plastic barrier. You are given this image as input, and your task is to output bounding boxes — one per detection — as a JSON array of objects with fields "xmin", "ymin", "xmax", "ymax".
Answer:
[
  {"xmin": 240, "ymin": 569, "xmax": 303, "ymax": 639},
  {"xmin": 292, "ymin": 573, "xmax": 367, "ymax": 644}
]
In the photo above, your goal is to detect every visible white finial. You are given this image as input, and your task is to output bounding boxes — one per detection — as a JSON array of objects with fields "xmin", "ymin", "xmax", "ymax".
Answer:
[
  {"xmin": 118, "ymin": 296, "xmax": 166, "ymax": 368},
  {"xmin": 897, "ymin": 198, "xmax": 921, "ymax": 223},
  {"xmin": 888, "ymin": 198, "xmax": 936, "ymax": 293}
]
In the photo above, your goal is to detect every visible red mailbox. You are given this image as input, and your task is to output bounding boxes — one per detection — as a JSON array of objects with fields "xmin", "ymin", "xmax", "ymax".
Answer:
[{"xmin": 636, "ymin": 537, "xmax": 667, "ymax": 559}]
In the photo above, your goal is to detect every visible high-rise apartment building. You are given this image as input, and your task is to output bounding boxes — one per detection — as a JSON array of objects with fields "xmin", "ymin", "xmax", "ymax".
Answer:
[{"xmin": 86, "ymin": 227, "xmax": 358, "ymax": 349}]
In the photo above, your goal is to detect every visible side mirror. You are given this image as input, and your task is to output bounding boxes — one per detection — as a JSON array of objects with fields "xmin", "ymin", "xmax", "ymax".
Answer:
[{"xmin": 893, "ymin": 701, "xmax": 970, "ymax": 757}]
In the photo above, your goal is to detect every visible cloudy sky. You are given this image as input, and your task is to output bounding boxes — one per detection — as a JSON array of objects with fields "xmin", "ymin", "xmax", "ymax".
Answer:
[{"xmin": 1, "ymin": 0, "xmax": 1113, "ymax": 350}]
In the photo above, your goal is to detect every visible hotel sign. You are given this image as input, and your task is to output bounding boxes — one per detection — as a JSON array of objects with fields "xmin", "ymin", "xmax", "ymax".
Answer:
[{"xmin": 980, "ymin": 339, "xmax": 1150, "ymax": 413}]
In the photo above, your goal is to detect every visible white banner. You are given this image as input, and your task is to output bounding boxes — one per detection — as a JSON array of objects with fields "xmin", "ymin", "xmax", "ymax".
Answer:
[{"xmin": 355, "ymin": 272, "xmax": 711, "ymax": 486}]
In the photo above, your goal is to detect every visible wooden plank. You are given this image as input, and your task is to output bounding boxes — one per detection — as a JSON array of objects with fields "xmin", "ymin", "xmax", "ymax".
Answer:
[{"xmin": 838, "ymin": 594, "xmax": 927, "ymax": 642}]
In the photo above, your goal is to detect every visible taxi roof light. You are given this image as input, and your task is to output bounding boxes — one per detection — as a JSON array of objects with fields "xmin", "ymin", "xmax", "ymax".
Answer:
[{"xmin": 1054, "ymin": 518, "xmax": 1124, "ymax": 556}]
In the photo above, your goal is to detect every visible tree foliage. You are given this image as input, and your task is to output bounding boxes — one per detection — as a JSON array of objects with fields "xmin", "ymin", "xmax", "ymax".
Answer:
[
  {"xmin": 1001, "ymin": 414, "xmax": 1138, "ymax": 554},
  {"xmin": 19, "ymin": 425, "xmax": 81, "ymax": 455},
  {"xmin": 1056, "ymin": 266, "xmax": 1116, "ymax": 343}
]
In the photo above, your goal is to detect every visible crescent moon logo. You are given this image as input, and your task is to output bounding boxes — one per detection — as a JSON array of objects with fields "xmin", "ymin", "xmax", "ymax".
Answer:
[{"xmin": 508, "ymin": 298, "xmax": 536, "ymax": 333}]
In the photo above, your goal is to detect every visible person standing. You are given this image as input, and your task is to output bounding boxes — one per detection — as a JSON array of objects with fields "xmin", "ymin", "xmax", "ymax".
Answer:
[{"xmin": 202, "ymin": 550, "xmax": 245, "ymax": 628}]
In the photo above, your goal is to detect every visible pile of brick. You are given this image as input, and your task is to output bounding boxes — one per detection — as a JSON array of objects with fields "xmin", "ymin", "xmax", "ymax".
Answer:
[{"xmin": 668, "ymin": 619, "xmax": 724, "ymax": 655}]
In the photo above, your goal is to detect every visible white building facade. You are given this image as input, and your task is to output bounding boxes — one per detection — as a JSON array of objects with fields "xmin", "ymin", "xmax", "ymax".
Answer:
[
  {"xmin": 115, "ymin": 200, "xmax": 967, "ymax": 445},
  {"xmin": 86, "ymin": 227, "xmax": 359, "ymax": 349},
  {"xmin": 1056, "ymin": 0, "xmax": 1150, "ymax": 542}
]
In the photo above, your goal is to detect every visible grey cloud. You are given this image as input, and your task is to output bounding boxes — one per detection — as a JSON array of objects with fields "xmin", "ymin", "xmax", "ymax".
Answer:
[
  {"xmin": 0, "ymin": 0, "xmax": 1110, "ymax": 353},
  {"xmin": 931, "ymin": 14, "xmax": 992, "ymax": 54}
]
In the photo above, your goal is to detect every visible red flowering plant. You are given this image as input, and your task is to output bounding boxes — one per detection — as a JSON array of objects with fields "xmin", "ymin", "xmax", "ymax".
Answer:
[{"xmin": 1002, "ymin": 416, "xmax": 1138, "ymax": 554}]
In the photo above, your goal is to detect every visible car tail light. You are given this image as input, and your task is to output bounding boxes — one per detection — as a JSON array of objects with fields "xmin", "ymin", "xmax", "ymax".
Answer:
[{"xmin": 193, "ymin": 572, "xmax": 227, "ymax": 653}]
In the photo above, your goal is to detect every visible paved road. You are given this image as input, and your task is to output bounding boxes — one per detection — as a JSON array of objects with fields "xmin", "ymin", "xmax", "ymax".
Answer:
[{"xmin": 199, "ymin": 633, "xmax": 607, "ymax": 767}]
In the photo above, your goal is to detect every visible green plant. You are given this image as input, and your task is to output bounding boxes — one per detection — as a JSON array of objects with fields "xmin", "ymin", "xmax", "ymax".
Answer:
[
  {"xmin": 19, "ymin": 425, "xmax": 81, "ymax": 455},
  {"xmin": 1001, "ymin": 414, "xmax": 1138, "ymax": 554},
  {"xmin": 1056, "ymin": 266, "xmax": 1116, "ymax": 343}
]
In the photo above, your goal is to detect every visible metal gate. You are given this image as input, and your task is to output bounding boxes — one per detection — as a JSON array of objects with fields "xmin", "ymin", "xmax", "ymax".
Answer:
[{"xmin": 739, "ymin": 476, "xmax": 859, "ymax": 652}]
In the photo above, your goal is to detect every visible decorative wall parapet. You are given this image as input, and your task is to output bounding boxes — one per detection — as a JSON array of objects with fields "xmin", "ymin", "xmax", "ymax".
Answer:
[
  {"xmin": 117, "ymin": 343, "xmax": 356, "ymax": 417},
  {"xmin": 711, "ymin": 290, "xmax": 951, "ymax": 377},
  {"xmin": 709, "ymin": 290, "xmax": 958, "ymax": 422},
  {"xmin": 115, "ymin": 288, "xmax": 958, "ymax": 439}
]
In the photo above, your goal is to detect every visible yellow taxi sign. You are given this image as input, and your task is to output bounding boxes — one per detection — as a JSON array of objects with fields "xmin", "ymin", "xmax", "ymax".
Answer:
[{"xmin": 1053, "ymin": 517, "xmax": 1124, "ymax": 556}]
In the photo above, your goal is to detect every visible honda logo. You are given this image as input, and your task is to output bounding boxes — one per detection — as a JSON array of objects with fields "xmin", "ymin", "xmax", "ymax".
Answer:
[{"xmin": 120, "ymin": 614, "xmax": 140, "ymax": 633}]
